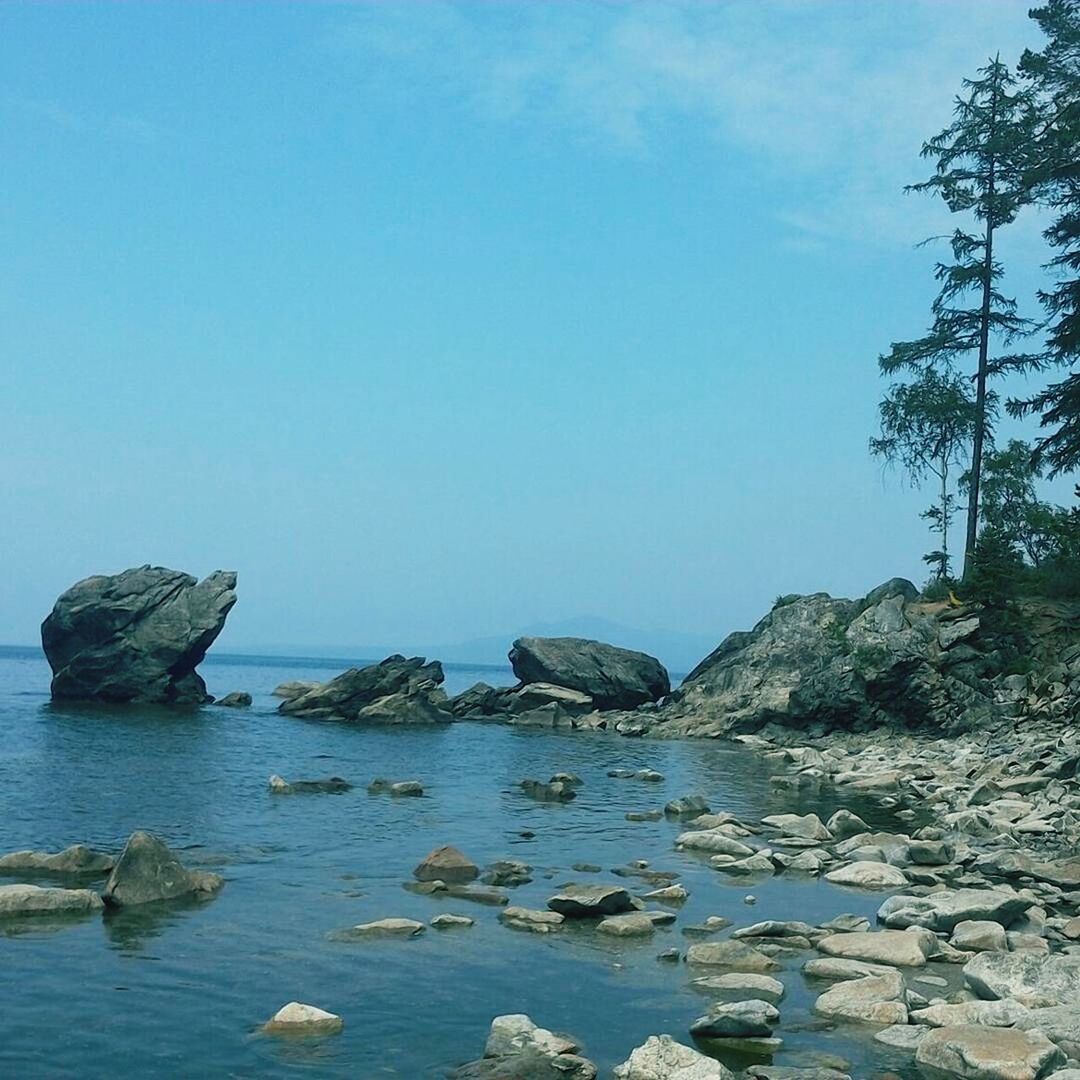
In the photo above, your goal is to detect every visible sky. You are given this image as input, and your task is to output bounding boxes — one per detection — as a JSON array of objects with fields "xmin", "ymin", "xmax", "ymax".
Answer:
[{"xmin": 1, "ymin": 0, "xmax": 1075, "ymax": 664}]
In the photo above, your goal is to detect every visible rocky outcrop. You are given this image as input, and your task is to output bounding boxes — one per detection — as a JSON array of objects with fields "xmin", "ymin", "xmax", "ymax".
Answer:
[
  {"xmin": 452, "ymin": 1014, "xmax": 596, "ymax": 1079},
  {"xmin": 618, "ymin": 580, "xmax": 1080, "ymax": 738},
  {"xmin": 102, "ymin": 831, "xmax": 223, "ymax": 907},
  {"xmin": 509, "ymin": 637, "xmax": 669, "ymax": 710},
  {"xmin": 41, "ymin": 565, "xmax": 237, "ymax": 704},
  {"xmin": 278, "ymin": 654, "xmax": 451, "ymax": 724}
]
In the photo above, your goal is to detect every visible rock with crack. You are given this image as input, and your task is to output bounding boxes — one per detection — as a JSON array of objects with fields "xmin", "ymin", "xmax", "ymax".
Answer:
[
  {"xmin": 613, "ymin": 1034, "xmax": 735, "ymax": 1079},
  {"xmin": 915, "ymin": 1025, "xmax": 1065, "ymax": 1080},
  {"xmin": 102, "ymin": 831, "xmax": 223, "ymax": 907},
  {"xmin": 509, "ymin": 636, "xmax": 670, "ymax": 710},
  {"xmin": 41, "ymin": 565, "xmax": 237, "ymax": 704},
  {"xmin": 451, "ymin": 1013, "xmax": 597, "ymax": 1079}
]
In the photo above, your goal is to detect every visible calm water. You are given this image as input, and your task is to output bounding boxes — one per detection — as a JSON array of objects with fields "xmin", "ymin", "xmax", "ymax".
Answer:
[{"xmin": 0, "ymin": 646, "xmax": 920, "ymax": 1078}]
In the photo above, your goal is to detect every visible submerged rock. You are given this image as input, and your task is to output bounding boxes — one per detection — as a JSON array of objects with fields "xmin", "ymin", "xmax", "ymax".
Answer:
[
  {"xmin": 690, "ymin": 999, "xmax": 780, "ymax": 1039},
  {"xmin": 367, "ymin": 778, "xmax": 423, "ymax": 796},
  {"xmin": 262, "ymin": 1001, "xmax": 343, "ymax": 1036},
  {"xmin": 508, "ymin": 636, "xmax": 670, "ymax": 710},
  {"xmin": 520, "ymin": 779, "xmax": 576, "ymax": 803},
  {"xmin": 101, "ymin": 831, "xmax": 223, "ymax": 907},
  {"xmin": 268, "ymin": 774, "xmax": 352, "ymax": 794},
  {"xmin": 500, "ymin": 907, "xmax": 565, "ymax": 933},
  {"xmin": 337, "ymin": 918, "xmax": 425, "ymax": 938},
  {"xmin": 0, "ymin": 844, "xmax": 114, "ymax": 876},
  {"xmin": 215, "ymin": 691, "xmax": 251, "ymax": 707},
  {"xmin": 0, "ymin": 883, "xmax": 104, "ymax": 918},
  {"xmin": 41, "ymin": 565, "xmax": 237, "ymax": 704}
]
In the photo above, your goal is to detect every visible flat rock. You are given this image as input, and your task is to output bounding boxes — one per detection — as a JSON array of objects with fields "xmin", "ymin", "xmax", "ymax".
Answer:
[
  {"xmin": 344, "ymin": 918, "xmax": 426, "ymax": 937},
  {"xmin": 817, "ymin": 929, "xmax": 936, "ymax": 968},
  {"xmin": 761, "ymin": 813, "xmax": 831, "ymax": 840},
  {"xmin": 598, "ymin": 912, "xmax": 674, "ymax": 937},
  {"xmin": 824, "ymin": 861, "xmax": 907, "ymax": 889},
  {"xmin": 0, "ymin": 845, "xmax": 114, "ymax": 876},
  {"xmin": 500, "ymin": 907, "xmax": 565, "ymax": 933},
  {"xmin": 431, "ymin": 913, "xmax": 474, "ymax": 929},
  {"xmin": 613, "ymin": 1034, "xmax": 734, "ymax": 1079},
  {"xmin": 0, "ymin": 883, "xmax": 104, "ymax": 917},
  {"xmin": 878, "ymin": 889, "xmax": 1033, "ymax": 933},
  {"xmin": 813, "ymin": 970, "xmax": 908, "ymax": 1025},
  {"xmin": 102, "ymin": 831, "xmax": 223, "ymax": 907},
  {"xmin": 689, "ymin": 973, "xmax": 785, "ymax": 1003},
  {"xmin": 803, "ymin": 957, "xmax": 897, "ymax": 981},
  {"xmin": 1014, "ymin": 1005, "xmax": 1080, "ymax": 1059},
  {"xmin": 262, "ymin": 1001, "xmax": 343, "ymax": 1036},
  {"xmin": 911, "ymin": 1000, "xmax": 1031, "ymax": 1028},
  {"xmin": 269, "ymin": 774, "xmax": 351, "ymax": 794},
  {"xmin": 414, "ymin": 846, "xmax": 479, "ymax": 884},
  {"xmin": 548, "ymin": 884, "xmax": 634, "ymax": 918},
  {"xmin": 964, "ymin": 950, "xmax": 1080, "ymax": 1007},
  {"xmin": 915, "ymin": 1025, "xmax": 1065, "ymax": 1080},
  {"xmin": 685, "ymin": 940, "xmax": 780, "ymax": 972},
  {"xmin": 676, "ymin": 830, "xmax": 755, "ymax": 857}
]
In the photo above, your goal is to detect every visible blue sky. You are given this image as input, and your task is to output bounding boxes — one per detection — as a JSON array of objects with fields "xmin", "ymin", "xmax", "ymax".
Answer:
[{"xmin": 1, "ymin": 0, "xmax": 1072, "ymax": 662}]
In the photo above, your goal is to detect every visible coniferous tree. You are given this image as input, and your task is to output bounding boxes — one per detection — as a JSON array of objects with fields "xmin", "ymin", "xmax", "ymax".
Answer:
[
  {"xmin": 870, "ymin": 369, "xmax": 979, "ymax": 580},
  {"xmin": 879, "ymin": 59, "xmax": 1040, "ymax": 577},
  {"xmin": 1009, "ymin": 1, "xmax": 1080, "ymax": 475}
]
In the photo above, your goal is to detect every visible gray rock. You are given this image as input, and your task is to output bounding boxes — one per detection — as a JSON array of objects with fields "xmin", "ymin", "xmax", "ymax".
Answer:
[
  {"xmin": 878, "ymin": 889, "xmax": 1034, "ymax": 933},
  {"xmin": 817, "ymin": 929, "xmax": 936, "ymax": 967},
  {"xmin": 685, "ymin": 940, "xmax": 780, "ymax": 972},
  {"xmin": 689, "ymin": 973, "xmax": 785, "ymax": 1003},
  {"xmin": 825, "ymin": 810, "xmax": 870, "ymax": 841},
  {"xmin": 547, "ymin": 884, "xmax": 633, "ymax": 919},
  {"xmin": 482, "ymin": 861, "xmax": 533, "ymax": 887},
  {"xmin": 597, "ymin": 911, "xmax": 674, "ymax": 937},
  {"xmin": 508, "ymin": 636, "xmax": 669, "ymax": 710},
  {"xmin": 951, "ymin": 920, "xmax": 1009, "ymax": 953},
  {"xmin": 824, "ymin": 861, "xmax": 908, "ymax": 889},
  {"xmin": 0, "ymin": 844, "xmax": 114, "ymax": 876},
  {"xmin": 500, "ymin": 907, "xmax": 565, "ymax": 933},
  {"xmin": 813, "ymin": 970, "xmax": 908, "ymax": 1025},
  {"xmin": 911, "ymin": 1000, "xmax": 1032, "ymax": 1028},
  {"xmin": 964, "ymin": 951, "xmax": 1080, "ymax": 1007},
  {"xmin": 41, "ymin": 565, "xmax": 237, "ymax": 704},
  {"xmin": 272, "ymin": 680, "xmax": 320, "ymax": 699},
  {"xmin": 279, "ymin": 655, "xmax": 449, "ymax": 724},
  {"xmin": 0, "ymin": 883, "xmax": 104, "ymax": 917},
  {"xmin": 1015, "ymin": 1006, "xmax": 1080, "ymax": 1059},
  {"xmin": 262, "ymin": 1001, "xmax": 344, "ymax": 1035},
  {"xmin": 432, "ymin": 913, "xmax": 475, "ymax": 929},
  {"xmin": 761, "ymin": 813, "xmax": 831, "ymax": 840},
  {"xmin": 215, "ymin": 691, "xmax": 251, "ymax": 707},
  {"xmin": 511, "ymin": 683, "xmax": 594, "ymax": 715},
  {"xmin": 690, "ymin": 999, "xmax": 779, "ymax": 1038},
  {"xmin": 101, "ymin": 831, "xmax": 223, "ymax": 907},
  {"xmin": 915, "ymin": 1025, "xmax": 1065, "ymax": 1080},
  {"xmin": 520, "ymin": 779, "xmax": 576, "ymax": 803},
  {"xmin": 452, "ymin": 1014, "xmax": 597, "ymax": 1080},
  {"xmin": 269, "ymin": 774, "xmax": 351, "ymax": 794},
  {"xmin": 339, "ymin": 918, "xmax": 425, "ymax": 938},
  {"xmin": 676, "ymin": 830, "xmax": 755, "ymax": 857},
  {"xmin": 665, "ymin": 795, "xmax": 710, "ymax": 818}
]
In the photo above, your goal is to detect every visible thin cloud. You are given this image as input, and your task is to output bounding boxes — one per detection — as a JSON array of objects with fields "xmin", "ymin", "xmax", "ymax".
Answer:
[{"xmin": 327, "ymin": 0, "xmax": 1043, "ymax": 246}]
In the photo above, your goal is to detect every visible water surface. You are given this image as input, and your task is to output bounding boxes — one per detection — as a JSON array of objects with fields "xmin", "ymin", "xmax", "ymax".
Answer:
[{"xmin": 0, "ymin": 647, "xmax": 918, "ymax": 1078}]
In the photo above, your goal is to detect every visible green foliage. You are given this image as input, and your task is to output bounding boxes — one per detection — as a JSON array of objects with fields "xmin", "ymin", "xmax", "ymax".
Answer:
[
  {"xmin": 921, "ymin": 578, "xmax": 956, "ymax": 601},
  {"xmin": 966, "ymin": 525, "xmax": 1026, "ymax": 606}
]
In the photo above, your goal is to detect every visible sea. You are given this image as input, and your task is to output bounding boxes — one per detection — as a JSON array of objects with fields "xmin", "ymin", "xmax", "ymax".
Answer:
[{"xmin": 0, "ymin": 645, "xmax": 922, "ymax": 1078}]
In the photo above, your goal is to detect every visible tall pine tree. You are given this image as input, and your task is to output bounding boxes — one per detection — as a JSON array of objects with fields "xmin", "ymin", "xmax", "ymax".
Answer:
[
  {"xmin": 879, "ymin": 58, "xmax": 1040, "ymax": 577},
  {"xmin": 1010, "ymin": 0, "xmax": 1080, "ymax": 476}
]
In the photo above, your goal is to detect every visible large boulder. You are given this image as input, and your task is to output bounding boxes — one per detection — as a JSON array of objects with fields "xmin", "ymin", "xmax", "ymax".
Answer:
[
  {"xmin": 614, "ymin": 1034, "xmax": 734, "ymax": 1078},
  {"xmin": 508, "ymin": 637, "xmax": 669, "ymax": 710},
  {"xmin": 102, "ymin": 831, "xmax": 223, "ymax": 907},
  {"xmin": 451, "ymin": 1014, "xmax": 597, "ymax": 1079},
  {"xmin": 915, "ymin": 1025, "xmax": 1065, "ymax": 1080},
  {"xmin": 964, "ymin": 951, "xmax": 1080, "ymax": 1008},
  {"xmin": 41, "ymin": 565, "xmax": 237, "ymax": 704},
  {"xmin": 278, "ymin": 655, "xmax": 450, "ymax": 723}
]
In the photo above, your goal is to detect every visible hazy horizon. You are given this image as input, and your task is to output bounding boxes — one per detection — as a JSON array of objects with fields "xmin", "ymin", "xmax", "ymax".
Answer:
[{"xmin": 3, "ymin": 1, "xmax": 1073, "ymax": 659}]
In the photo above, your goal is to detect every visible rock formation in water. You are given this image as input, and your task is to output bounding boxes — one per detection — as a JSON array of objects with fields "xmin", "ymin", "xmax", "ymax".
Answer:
[
  {"xmin": 102, "ymin": 831, "xmax": 223, "ymax": 907},
  {"xmin": 508, "ymin": 636, "xmax": 670, "ymax": 710},
  {"xmin": 278, "ymin": 654, "xmax": 451, "ymax": 723},
  {"xmin": 41, "ymin": 565, "xmax": 237, "ymax": 704}
]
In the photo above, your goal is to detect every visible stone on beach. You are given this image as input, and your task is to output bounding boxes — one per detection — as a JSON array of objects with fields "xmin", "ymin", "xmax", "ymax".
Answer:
[
  {"xmin": 102, "ymin": 831, "xmax": 223, "ymax": 908},
  {"xmin": 817, "ymin": 929, "xmax": 936, "ymax": 967},
  {"xmin": 915, "ymin": 1025, "xmax": 1065, "ymax": 1080},
  {"xmin": 414, "ymin": 846, "xmax": 479, "ymax": 884},
  {"xmin": 0, "ymin": 882, "xmax": 104, "ymax": 918},
  {"xmin": 812, "ymin": 970, "xmax": 908, "ymax": 1025},
  {"xmin": 262, "ymin": 1001, "xmax": 343, "ymax": 1036},
  {"xmin": 548, "ymin": 884, "xmax": 634, "ymax": 918}
]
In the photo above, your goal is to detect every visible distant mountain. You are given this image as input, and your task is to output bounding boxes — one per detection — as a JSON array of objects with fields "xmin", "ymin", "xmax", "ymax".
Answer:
[{"xmin": 234, "ymin": 616, "xmax": 718, "ymax": 679}]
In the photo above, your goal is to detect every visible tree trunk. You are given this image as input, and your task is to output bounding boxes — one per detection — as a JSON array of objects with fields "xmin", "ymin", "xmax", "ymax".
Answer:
[{"xmin": 963, "ymin": 95, "xmax": 998, "ymax": 581}]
